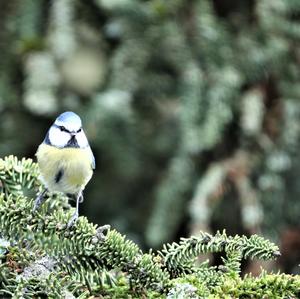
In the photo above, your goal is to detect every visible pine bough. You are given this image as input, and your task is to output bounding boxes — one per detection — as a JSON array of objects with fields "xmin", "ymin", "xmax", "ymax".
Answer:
[{"xmin": 0, "ymin": 156, "xmax": 299, "ymax": 298}]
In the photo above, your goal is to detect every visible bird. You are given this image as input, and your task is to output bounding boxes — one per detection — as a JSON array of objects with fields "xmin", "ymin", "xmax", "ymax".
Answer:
[{"xmin": 34, "ymin": 111, "xmax": 95, "ymax": 227}]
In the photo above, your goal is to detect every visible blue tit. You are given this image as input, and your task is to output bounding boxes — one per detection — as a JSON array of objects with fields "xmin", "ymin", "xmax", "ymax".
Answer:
[{"xmin": 34, "ymin": 111, "xmax": 95, "ymax": 227}]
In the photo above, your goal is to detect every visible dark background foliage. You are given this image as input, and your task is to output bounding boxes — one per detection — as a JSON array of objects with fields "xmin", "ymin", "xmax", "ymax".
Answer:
[{"xmin": 0, "ymin": 0, "xmax": 299, "ymax": 274}]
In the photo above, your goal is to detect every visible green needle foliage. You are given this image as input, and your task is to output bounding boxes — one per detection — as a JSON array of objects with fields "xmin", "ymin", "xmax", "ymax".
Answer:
[{"xmin": 0, "ymin": 156, "xmax": 299, "ymax": 298}]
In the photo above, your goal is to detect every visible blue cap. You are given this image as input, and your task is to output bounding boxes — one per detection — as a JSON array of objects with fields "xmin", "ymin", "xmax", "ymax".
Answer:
[{"xmin": 55, "ymin": 111, "xmax": 82, "ymax": 127}]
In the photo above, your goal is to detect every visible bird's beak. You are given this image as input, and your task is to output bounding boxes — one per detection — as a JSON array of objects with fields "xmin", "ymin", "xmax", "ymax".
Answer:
[{"xmin": 70, "ymin": 132, "xmax": 76, "ymax": 137}]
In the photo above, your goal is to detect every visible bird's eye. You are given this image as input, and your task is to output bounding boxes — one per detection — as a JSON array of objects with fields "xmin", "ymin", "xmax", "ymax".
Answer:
[
  {"xmin": 77, "ymin": 128, "xmax": 82, "ymax": 133},
  {"xmin": 59, "ymin": 126, "xmax": 67, "ymax": 132}
]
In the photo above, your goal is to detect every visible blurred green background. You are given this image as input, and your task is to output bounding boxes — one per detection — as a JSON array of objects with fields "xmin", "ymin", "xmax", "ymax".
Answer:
[{"xmin": 0, "ymin": 0, "xmax": 300, "ymax": 274}]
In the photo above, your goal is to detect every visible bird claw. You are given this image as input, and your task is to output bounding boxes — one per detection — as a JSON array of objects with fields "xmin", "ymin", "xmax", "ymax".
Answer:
[
  {"xmin": 33, "ymin": 202, "xmax": 39, "ymax": 212},
  {"xmin": 33, "ymin": 194, "xmax": 43, "ymax": 212},
  {"xmin": 67, "ymin": 192, "xmax": 82, "ymax": 228},
  {"xmin": 67, "ymin": 212, "xmax": 78, "ymax": 228},
  {"xmin": 33, "ymin": 189, "xmax": 48, "ymax": 212}
]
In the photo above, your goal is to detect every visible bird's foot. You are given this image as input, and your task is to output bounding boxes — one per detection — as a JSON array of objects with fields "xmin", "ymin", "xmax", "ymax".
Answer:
[
  {"xmin": 78, "ymin": 194, "xmax": 84, "ymax": 203},
  {"xmin": 67, "ymin": 193, "xmax": 84, "ymax": 203},
  {"xmin": 33, "ymin": 192, "xmax": 46, "ymax": 212},
  {"xmin": 67, "ymin": 212, "xmax": 79, "ymax": 228}
]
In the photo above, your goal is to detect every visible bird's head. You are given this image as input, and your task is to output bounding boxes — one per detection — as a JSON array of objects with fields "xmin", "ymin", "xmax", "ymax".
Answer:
[{"xmin": 46, "ymin": 111, "xmax": 89, "ymax": 148}]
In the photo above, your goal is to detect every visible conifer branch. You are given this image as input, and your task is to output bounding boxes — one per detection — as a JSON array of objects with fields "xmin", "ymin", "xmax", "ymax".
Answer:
[
  {"xmin": 0, "ymin": 156, "xmax": 297, "ymax": 298},
  {"xmin": 160, "ymin": 230, "xmax": 280, "ymax": 276}
]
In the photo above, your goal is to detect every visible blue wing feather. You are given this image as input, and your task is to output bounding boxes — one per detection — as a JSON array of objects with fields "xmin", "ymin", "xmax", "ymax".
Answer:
[
  {"xmin": 88, "ymin": 147, "xmax": 96, "ymax": 170},
  {"xmin": 91, "ymin": 153, "xmax": 96, "ymax": 170}
]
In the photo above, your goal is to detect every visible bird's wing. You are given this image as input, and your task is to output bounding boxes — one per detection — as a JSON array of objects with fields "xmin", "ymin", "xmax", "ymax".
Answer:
[
  {"xmin": 88, "ymin": 146, "xmax": 96, "ymax": 170},
  {"xmin": 91, "ymin": 153, "xmax": 96, "ymax": 170}
]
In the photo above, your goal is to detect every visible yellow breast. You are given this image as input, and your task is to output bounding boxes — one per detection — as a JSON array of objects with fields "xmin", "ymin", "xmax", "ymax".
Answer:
[{"xmin": 36, "ymin": 143, "xmax": 93, "ymax": 194}]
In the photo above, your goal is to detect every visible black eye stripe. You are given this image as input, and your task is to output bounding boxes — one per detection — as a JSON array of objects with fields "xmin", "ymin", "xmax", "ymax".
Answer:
[
  {"xmin": 59, "ymin": 126, "xmax": 69, "ymax": 132},
  {"xmin": 54, "ymin": 124, "xmax": 81, "ymax": 134}
]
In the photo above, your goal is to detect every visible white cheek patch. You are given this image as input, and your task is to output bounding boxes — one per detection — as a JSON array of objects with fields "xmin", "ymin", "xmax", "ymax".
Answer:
[
  {"xmin": 76, "ymin": 131, "xmax": 89, "ymax": 148},
  {"xmin": 48, "ymin": 127, "xmax": 70, "ymax": 148}
]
